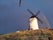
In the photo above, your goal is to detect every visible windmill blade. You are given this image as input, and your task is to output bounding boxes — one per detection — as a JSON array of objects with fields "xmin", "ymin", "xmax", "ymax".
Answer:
[
  {"xmin": 36, "ymin": 17, "xmax": 43, "ymax": 23},
  {"xmin": 27, "ymin": 9, "xmax": 35, "ymax": 16},
  {"xmin": 35, "ymin": 10, "xmax": 40, "ymax": 16},
  {"xmin": 19, "ymin": 0, "xmax": 21, "ymax": 7}
]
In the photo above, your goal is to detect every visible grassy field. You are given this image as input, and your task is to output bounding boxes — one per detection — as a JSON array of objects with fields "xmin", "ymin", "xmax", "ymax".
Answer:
[{"xmin": 0, "ymin": 29, "xmax": 53, "ymax": 40}]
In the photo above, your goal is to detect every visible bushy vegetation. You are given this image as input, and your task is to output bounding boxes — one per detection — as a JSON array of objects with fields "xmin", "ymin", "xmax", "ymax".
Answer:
[{"xmin": 0, "ymin": 29, "xmax": 53, "ymax": 40}]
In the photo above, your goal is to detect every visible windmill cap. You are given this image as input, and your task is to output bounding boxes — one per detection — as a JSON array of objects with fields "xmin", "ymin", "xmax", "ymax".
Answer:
[{"xmin": 30, "ymin": 15, "xmax": 36, "ymax": 18}]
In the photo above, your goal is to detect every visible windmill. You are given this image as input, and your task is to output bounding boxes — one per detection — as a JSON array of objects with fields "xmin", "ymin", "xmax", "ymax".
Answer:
[
  {"xmin": 27, "ymin": 9, "xmax": 43, "ymax": 30},
  {"xmin": 19, "ymin": 0, "xmax": 22, "ymax": 7}
]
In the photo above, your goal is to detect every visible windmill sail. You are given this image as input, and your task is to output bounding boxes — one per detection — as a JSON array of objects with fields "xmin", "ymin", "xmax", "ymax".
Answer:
[
  {"xmin": 36, "ymin": 17, "xmax": 43, "ymax": 23},
  {"xmin": 27, "ymin": 9, "xmax": 35, "ymax": 16},
  {"xmin": 35, "ymin": 10, "xmax": 40, "ymax": 16},
  {"xmin": 38, "ymin": 12, "xmax": 51, "ymax": 29}
]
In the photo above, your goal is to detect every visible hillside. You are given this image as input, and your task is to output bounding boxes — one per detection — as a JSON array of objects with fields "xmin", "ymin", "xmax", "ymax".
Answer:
[{"xmin": 0, "ymin": 29, "xmax": 53, "ymax": 40}]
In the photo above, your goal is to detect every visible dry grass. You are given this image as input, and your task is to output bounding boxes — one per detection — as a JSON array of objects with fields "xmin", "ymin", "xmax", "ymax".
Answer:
[{"xmin": 0, "ymin": 29, "xmax": 53, "ymax": 40}]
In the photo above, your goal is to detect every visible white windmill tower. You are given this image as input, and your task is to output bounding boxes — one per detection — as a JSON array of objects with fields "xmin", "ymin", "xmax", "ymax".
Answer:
[{"xmin": 27, "ymin": 9, "xmax": 43, "ymax": 30}]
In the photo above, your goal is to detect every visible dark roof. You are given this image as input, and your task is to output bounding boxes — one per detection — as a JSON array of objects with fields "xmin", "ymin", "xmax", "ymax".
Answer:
[{"xmin": 30, "ymin": 15, "xmax": 36, "ymax": 18}]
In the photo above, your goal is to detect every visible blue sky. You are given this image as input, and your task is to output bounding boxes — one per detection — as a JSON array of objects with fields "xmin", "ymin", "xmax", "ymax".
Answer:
[{"xmin": 0, "ymin": 0, "xmax": 53, "ymax": 34}]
